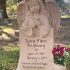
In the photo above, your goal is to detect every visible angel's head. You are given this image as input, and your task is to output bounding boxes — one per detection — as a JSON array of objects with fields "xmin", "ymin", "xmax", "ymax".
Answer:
[{"xmin": 27, "ymin": 0, "xmax": 44, "ymax": 13}]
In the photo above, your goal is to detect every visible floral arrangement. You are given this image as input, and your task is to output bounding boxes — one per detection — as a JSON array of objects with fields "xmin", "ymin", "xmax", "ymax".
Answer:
[{"xmin": 52, "ymin": 43, "xmax": 70, "ymax": 65}]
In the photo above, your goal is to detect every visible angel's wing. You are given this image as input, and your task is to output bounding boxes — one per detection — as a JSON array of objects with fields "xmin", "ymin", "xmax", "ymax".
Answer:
[
  {"xmin": 17, "ymin": 1, "xmax": 27, "ymax": 28},
  {"xmin": 45, "ymin": 1, "xmax": 61, "ymax": 35}
]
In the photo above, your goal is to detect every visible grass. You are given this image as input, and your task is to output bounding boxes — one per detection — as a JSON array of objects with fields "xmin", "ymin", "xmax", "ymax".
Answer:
[
  {"xmin": 65, "ymin": 52, "xmax": 70, "ymax": 70},
  {"xmin": 67, "ymin": 44, "xmax": 70, "ymax": 48},
  {"xmin": 0, "ymin": 26, "xmax": 15, "ymax": 34},
  {"xmin": 61, "ymin": 15, "xmax": 70, "ymax": 18},
  {"xmin": 0, "ymin": 20, "xmax": 18, "ymax": 40},
  {"xmin": 0, "ymin": 45, "xmax": 19, "ymax": 70},
  {"xmin": 0, "ymin": 17, "xmax": 19, "ymax": 70}
]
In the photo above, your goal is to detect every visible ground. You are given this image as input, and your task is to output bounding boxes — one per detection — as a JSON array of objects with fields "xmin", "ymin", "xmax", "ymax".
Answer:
[
  {"xmin": 56, "ymin": 18, "xmax": 70, "ymax": 45},
  {"xmin": 0, "ymin": 18, "xmax": 18, "ymax": 47}
]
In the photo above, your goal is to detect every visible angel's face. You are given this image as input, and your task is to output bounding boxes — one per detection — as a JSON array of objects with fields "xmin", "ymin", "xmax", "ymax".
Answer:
[{"xmin": 29, "ymin": 2, "xmax": 40, "ymax": 13}]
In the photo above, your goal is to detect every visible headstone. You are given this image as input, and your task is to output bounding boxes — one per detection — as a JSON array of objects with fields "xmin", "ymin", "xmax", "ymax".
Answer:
[{"xmin": 17, "ymin": 0, "xmax": 66, "ymax": 70}]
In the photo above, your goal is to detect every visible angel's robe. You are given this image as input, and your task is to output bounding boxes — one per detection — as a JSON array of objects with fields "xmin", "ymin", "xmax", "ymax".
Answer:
[{"xmin": 20, "ymin": 13, "xmax": 50, "ymax": 38}]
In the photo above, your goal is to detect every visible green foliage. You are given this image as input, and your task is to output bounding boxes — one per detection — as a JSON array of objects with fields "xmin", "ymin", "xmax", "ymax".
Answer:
[
  {"xmin": 0, "ymin": 46, "xmax": 19, "ymax": 70},
  {"xmin": 6, "ymin": 0, "xmax": 17, "ymax": 15},
  {"xmin": 54, "ymin": 55, "xmax": 65, "ymax": 65},
  {"xmin": 55, "ymin": 0, "xmax": 66, "ymax": 9},
  {"xmin": 64, "ymin": 52, "xmax": 70, "ymax": 70}
]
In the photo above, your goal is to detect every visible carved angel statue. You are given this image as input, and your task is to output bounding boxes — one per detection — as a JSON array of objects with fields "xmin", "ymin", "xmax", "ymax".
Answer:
[
  {"xmin": 17, "ymin": 0, "xmax": 51, "ymax": 38},
  {"xmin": 17, "ymin": 0, "xmax": 60, "ymax": 38},
  {"xmin": 45, "ymin": 0, "xmax": 61, "ymax": 37}
]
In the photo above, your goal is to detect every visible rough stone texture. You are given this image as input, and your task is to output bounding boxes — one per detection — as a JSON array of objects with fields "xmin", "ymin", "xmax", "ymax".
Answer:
[
  {"xmin": 54, "ymin": 64, "xmax": 66, "ymax": 70},
  {"xmin": 45, "ymin": 0, "xmax": 61, "ymax": 38},
  {"xmin": 17, "ymin": 0, "xmax": 66, "ymax": 70}
]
